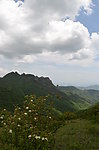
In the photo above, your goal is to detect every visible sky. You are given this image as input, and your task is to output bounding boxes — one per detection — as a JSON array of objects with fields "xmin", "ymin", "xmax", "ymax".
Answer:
[{"xmin": 0, "ymin": 0, "xmax": 99, "ymax": 86}]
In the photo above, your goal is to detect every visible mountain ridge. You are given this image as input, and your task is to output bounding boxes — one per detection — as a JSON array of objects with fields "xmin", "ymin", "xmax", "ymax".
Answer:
[
  {"xmin": 0, "ymin": 72, "xmax": 99, "ymax": 112},
  {"xmin": 0, "ymin": 72, "xmax": 75, "ymax": 112}
]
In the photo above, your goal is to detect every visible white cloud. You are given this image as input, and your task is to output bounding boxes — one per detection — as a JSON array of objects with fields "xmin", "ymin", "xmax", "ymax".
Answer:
[
  {"xmin": 91, "ymin": 33, "xmax": 99, "ymax": 50},
  {"xmin": 0, "ymin": 0, "xmax": 97, "ymax": 65},
  {"xmin": 0, "ymin": 67, "xmax": 7, "ymax": 76}
]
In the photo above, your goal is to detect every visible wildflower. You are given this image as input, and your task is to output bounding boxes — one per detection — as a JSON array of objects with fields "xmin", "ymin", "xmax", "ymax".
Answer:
[
  {"xmin": 9, "ymin": 129, "xmax": 12, "ymax": 134},
  {"xmin": 0, "ymin": 116, "xmax": 3, "ymax": 119},
  {"xmin": 26, "ymin": 107, "xmax": 29, "ymax": 109},
  {"xmin": 28, "ymin": 135, "xmax": 32, "ymax": 138},
  {"xmin": 29, "ymin": 110, "xmax": 32, "ymax": 112},
  {"xmin": 3, "ymin": 109, "xmax": 6, "ymax": 111},
  {"xmin": 17, "ymin": 124, "xmax": 20, "ymax": 127},
  {"xmin": 4, "ymin": 123, "xmax": 6, "ymax": 125},
  {"xmin": 41, "ymin": 137, "xmax": 48, "ymax": 141},
  {"xmin": 42, "ymin": 137, "xmax": 45, "ymax": 140},
  {"xmin": 31, "ymin": 99, "xmax": 33, "ymax": 102},
  {"xmin": 45, "ymin": 138, "xmax": 48, "ymax": 141},
  {"xmin": 34, "ymin": 117, "xmax": 37, "ymax": 120},
  {"xmin": 35, "ymin": 136, "xmax": 40, "ymax": 139},
  {"xmin": 24, "ymin": 113, "xmax": 27, "ymax": 115},
  {"xmin": 49, "ymin": 116, "xmax": 51, "ymax": 119},
  {"xmin": 18, "ymin": 117, "xmax": 21, "ymax": 120}
]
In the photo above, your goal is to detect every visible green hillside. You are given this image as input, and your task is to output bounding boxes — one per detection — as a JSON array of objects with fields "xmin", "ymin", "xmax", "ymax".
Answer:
[
  {"xmin": 0, "ymin": 72, "xmax": 75, "ymax": 112},
  {"xmin": 78, "ymin": 103, "xmax": 99, "ymax": 123},
  {"xmin": 1, "ymin": 72, "xmax": 99, "ymax": 112},
  {"xmin": 54, "ymin": 119, "xmax": 99, "ymax": 150},
  {"xmin": 54, "ymin": 102, "xmax": 99, "ymax": 150},
  {"xmin": 59, "ymin": 86, "xmax": 99, "ymax": 110}
]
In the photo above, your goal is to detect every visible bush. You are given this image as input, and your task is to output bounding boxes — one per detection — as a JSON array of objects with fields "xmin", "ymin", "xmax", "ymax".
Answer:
[{"xmin": 0, "ymin": 95, "xmax": 61, "ymax": 150}]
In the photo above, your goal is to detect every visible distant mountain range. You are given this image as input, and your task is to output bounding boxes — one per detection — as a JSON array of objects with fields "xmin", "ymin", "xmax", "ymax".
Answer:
[
  {"xmin": 0, "ymin": 72, "xmax": 99, "ymax": 112},
  {"xmin": 78, "ymin": 85, "xmax": 99, "ymax": 91}
]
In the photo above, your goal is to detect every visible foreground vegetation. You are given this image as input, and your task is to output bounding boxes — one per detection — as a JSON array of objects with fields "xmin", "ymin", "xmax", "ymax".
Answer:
[
  {"xmin": 0, "ymin": 95, "xmax": 63, "ymax": 149},
  {"xmin": 54, "ymin": 119, "xmax": 99, "ymax": 150},
  {"xmin": 0, "ymin": 95, "xmax": 99, "ymax": 150}
]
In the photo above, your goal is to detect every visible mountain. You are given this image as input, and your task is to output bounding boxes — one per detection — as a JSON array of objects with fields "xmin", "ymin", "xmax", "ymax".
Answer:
[
  {"xmin": 59, "ymin": 86, "xmax": 99, "ymax": 110},
  {"xmin": 0, "ymin": 72, "xmax": 77, "ymax": 112},
  {"xmin": 1, "ymin": 72, "xmax": 99, "ymax": 112},
  {"xmin": 78, "ymin": 85, "xmax": 99, "ymax": 90}
]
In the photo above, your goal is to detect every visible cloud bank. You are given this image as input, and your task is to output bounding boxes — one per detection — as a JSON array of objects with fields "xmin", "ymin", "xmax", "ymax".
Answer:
[{"xmin": 0, "ymin": 0, "xmax": 98, "ymax": 65}]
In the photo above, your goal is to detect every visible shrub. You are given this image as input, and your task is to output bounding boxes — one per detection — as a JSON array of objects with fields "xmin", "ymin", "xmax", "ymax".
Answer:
[{"xmin": 0, "ymin": 95, "xmax": 61, "ymax": 150}]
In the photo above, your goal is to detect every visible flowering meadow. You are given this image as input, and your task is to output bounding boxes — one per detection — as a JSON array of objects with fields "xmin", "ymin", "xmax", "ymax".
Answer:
[{"xmin": 0, "ymin": 95, "xmax": 62, "ymax": 150}]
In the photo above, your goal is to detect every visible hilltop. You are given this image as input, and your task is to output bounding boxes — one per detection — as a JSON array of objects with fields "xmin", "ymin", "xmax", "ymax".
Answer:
[{"xmin": 0, "ymin": 72, "xmax": 74, "ymax": 112}]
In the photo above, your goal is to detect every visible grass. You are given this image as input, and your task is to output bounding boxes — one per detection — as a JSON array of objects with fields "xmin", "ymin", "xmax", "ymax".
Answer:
[{"xmin": 54, "ymin": 119, "xmax": 99, "ymax": 150}]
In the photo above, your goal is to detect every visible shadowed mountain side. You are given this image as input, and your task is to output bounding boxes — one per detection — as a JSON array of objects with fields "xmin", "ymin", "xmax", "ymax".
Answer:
[{"xmin": 0, "ymin": 72, "xmax": 76, "ymax": 112}]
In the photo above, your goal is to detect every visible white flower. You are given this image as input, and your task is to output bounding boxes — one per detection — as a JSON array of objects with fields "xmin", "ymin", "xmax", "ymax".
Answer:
[
  {"xmin": 34, "ymin": 117, "xmax": 37, "ymax": 120},
  {"xmin": 49, "ymin": 116, "xmax": 51, "ymax": 119},
  {"xmin": 24, "ymin": 113, "xmax": 27, "ymax": 115},
  {"xmin": 42, "ymin": 137, "xmax": 45, "ymax": 140},
  {"xmin": 29, "ymin": 110, "xmax": 32, "ymax": 112},
  {"xmin": 31, "ymin": 99, "xmax": 33, "ymax": 102},
  {"xmin": 42, "ymin": 137, "xmax": 48, "ymax": 141},
  {"xmin": 0, "ymin": 116, "xmax": 3, "ymax": 119},
  {"xmin": 17, "ymin": 124, "xmax": 20, "ymax": 127},
  {"xmin": 4, "ymin": 123, "xmax": 6, "ymax": 125},
  {"xmin": 35, "ymin": 136, "xmax": 40, "ymax": 139},
  {"xmin": 28, "ymin": 135, "xmax": 32, "ymax": 138},
  {"xmin": 45, "ymin": 138, "xmax": 48, "ymax": 141},
  {"xmin": 26, "ymin": 107, "xmax": 29, "ymax": 110},
  {"xmin": 18, "ymin": 117, "xmax": 21, "ymax": 120},
  {"xmin": 3, "ymin": 109, "xmax": 6, "ymax": 111},
  {"xmin": 9, "ymin": 129, "xmax": 12, "ymax": 134}
]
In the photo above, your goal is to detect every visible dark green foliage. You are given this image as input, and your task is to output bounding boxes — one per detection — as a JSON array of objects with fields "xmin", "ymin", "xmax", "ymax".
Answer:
[
  {"xmin": 78, "ymin": 103, "xmax": 99, "ymax": 123},
  {"xmin": 0, "ymin": 72, "xmax": 76, "ymax": 112}
]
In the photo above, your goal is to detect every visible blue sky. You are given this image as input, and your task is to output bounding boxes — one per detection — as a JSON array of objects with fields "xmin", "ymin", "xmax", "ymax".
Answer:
[
  {"xmin": 0, "ymin": 0, "xmax": 99, "ymax": 86},
  {"xmin": 77, "ymin": 0, "xmax": 99, "ymax": 34}
]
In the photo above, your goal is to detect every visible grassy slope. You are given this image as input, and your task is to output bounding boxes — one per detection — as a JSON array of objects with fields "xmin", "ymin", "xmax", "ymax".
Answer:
[
  {"xmin": 59, "ymin": 86, "xmax": 99, "ymax": 110},
  {"xmin": 54, "ymin": 119, "xmax": 99, "ymax": 150},
  {"xmin": 54, "ymin": 103, "xmax": 99, "ymax": 150}
]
